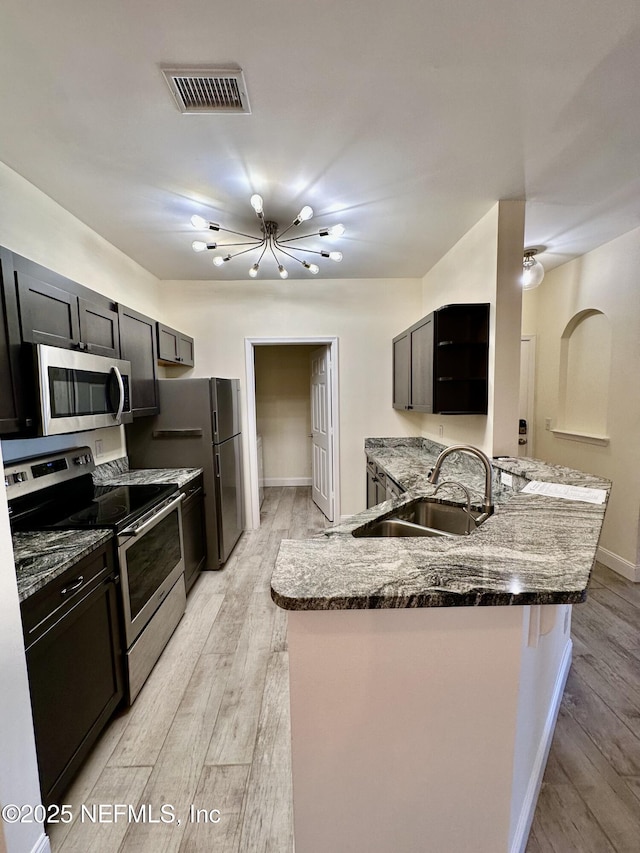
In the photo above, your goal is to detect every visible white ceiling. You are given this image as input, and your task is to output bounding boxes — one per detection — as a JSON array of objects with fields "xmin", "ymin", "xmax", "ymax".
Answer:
[{"xmin": 1, "ymin": 0, "xmax": 640, "ymax": 281}]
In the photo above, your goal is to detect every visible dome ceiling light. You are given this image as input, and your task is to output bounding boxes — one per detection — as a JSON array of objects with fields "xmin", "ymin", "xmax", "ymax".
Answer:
[
  {"xmin": 190, "ymin": 195, "xmax": 345, "ymax": 279},
  {"xmin": 522, "ymin": 247, "xmax": 546, "ymax": 290}
]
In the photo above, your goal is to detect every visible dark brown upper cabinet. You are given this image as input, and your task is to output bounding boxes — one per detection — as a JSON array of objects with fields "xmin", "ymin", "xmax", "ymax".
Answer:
[
  {"xmin": 13, "ymin": 255, "xmax": 120, "ymax": 358},
  {"xmin": 118, "ymin": 305, "xmax": 159, "ymax": 418},
  {"xmin": 157, "ymin": 323, "xmax": 194, "ymax": 367},
  {"xmin": 393, "ymin": 303, "xmax": 489, "ymax": 415},
  {"xmin": 0, "ymin": 249, "xmax": 36, "ymax": 434}
]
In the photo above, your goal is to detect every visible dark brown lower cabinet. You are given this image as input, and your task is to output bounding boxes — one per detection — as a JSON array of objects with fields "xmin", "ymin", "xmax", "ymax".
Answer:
[
  {"xmin": 21, "ymin": 543, "xmax": 124, "ymax": 806},
  {"xmin": 181, "ymin": 476, "xmax": 207, "ymax": 591}
]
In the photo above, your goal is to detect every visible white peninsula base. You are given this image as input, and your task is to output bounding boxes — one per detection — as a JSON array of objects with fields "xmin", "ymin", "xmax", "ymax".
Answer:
[{"xmin": 287, "ymin": 603, "xmax": 572, "ymax": 853}]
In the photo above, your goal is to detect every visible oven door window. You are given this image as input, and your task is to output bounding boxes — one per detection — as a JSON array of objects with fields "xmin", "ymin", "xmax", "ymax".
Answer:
[
  {"xmin": 48, "ymin": 367, "xmax": 119, "ymax": 418},
  {"xmin": 124, "ymin": 509, "xmax": 182, "ymax": 622}
]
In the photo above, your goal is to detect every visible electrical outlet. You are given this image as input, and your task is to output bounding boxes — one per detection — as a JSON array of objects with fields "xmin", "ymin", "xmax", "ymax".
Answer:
[
  {"xmin": 438, "ymin": 424, "xmax": 444, "ymax": 438},
  {"xmin": 545, "ymin": 418, "xmax": 552, "ymax": 431},
  {"xmin": 500, "ymin": 471, "xmax": 513, "ymax": 487},
  {"xmin": 95, "ymin": 439, "xmax": 104, "ymax": 457}
]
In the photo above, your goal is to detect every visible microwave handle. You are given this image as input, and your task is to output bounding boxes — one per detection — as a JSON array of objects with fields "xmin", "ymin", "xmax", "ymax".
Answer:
[{"xmin": 112, "ymin": 366, "xmax": 125, "ymax": 423}]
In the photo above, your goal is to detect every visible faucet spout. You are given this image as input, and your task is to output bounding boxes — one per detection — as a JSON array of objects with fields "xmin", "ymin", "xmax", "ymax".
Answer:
[{"xmin": 428, "ymin": 444, "xmax": 493, "ymax": 515}]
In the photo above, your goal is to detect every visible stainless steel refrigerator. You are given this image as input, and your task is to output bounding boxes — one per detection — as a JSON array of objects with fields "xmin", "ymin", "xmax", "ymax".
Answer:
[{"xmin": 125, "ymin": 378, "xmax": 244, "ymax": 568}]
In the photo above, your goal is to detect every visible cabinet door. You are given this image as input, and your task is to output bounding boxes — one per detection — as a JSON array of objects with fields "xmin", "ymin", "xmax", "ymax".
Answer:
[
  {"xmin": 78, "ymin": 297, "xmax": 120, "ymax": 358},
  {"xmin": 181, "ymin": 479, "xmax": 207, "ymax": 591},
  {"xmin": 157, "ymin": 323, "xmax": 178, "ymax": 362},
  {"xmin": 17, "ymin": 271, "xmax": 81, "ymax": 349},
  {"xmin": 392, "ymin": 331, "xmax": 411, "ymax": 410},
  {"xmin": 22, "ymin": 545, "xmax": 124, "ymax": 807},
  {"xmin": 177, "ymin": 333, "xmax": 195, "ymax": 367},
  {"xmin": 410, "ymin": 316, "xmax": 434, "ymax": 413},
  {"xmin": 118, "ymin": 305, "xmax": 159, "ymax": 417},
  {"xmin": 0, "ymin": 249, "xmax": 34, "ymax": 434},
  {"xmin": 157, "ymin": 323, "xmax": 195, "ymax": 366}
]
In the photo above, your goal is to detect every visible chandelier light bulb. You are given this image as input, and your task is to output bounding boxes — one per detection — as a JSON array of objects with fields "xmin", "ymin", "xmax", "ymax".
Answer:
[
  {"xmin": 294, "ymin": 205, "xmax": 314, "ymax": 225},
  {"xmin": 328, "ymin": 251, "xmax": 343, "ymax": 262},
  {"xmin": 191, "ymin": 214, "xmax": 219, "ymax": 232},
  {"xmin": 302, "ymin": 261, "xmax": 320, "ymax": 274},
  {"xmin": 192, "ymin": 240, "xmax": 217, "ymax": 253},
  {"xmin": 278, "ymin": 264, "xmax": 289, "ymax": 280},
  {"xmin": 250, "ymin": 194, "xmax": 264, "ymax": 214},
  {"xmin": 213, "ymin": 256, "xmax": 225, "ymax": 267},
  {"xmin": 249, "ymin": 264, "xmax": 259, "ymax": 278},
  {"xmin": 328, "ymin": 223, "xmax": 345, "ymax": 237}
]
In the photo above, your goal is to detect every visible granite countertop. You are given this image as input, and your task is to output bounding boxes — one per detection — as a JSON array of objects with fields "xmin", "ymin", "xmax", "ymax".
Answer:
[
  {"xmin": 13, "ymin": 529, "xmax": 114, "ymax": 603},
  {"xmin": 93, "ymin": 456, "xmax": 203, "ymax": 489},
  {"xmin": 271, "ymin": 438, "xmax": 611, "ymax": 611}
]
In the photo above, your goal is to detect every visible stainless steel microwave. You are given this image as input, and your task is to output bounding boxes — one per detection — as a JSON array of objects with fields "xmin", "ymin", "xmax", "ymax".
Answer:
[{"xmin": 35, "ymin": 344, "xmax": 133, "ymax": 435}]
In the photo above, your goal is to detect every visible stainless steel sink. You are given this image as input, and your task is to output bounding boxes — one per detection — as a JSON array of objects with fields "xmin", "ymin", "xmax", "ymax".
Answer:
[
  {"xmin": 352, "ymin": 518, "xmax": 449, "ymax": 538},
  {"xmin": 395, "ymin": 500, "xmax": 484, "ymax": 535},
  {"xmin": 352, "ymin": 498, "xmax": 491, "ymax": 539}
]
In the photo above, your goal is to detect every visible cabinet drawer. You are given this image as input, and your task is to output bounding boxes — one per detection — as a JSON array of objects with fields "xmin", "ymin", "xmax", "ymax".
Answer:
[{"xmin": 21, "ymin": 543, "xmax": 115, "ymax": 645}]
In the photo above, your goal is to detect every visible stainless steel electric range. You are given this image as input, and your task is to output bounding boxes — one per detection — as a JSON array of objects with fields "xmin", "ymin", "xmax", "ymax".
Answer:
[{"xmin": 6, "ymin": 447, "xmax": 186, "ymax": 703}]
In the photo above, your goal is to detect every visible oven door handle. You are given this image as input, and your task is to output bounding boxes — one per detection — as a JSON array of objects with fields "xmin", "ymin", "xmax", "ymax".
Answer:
[
  {"xmin": 120, "ymin": 493, "xmax": 184, "ymax": 537},
  {"xmin": 112, "ymin": 365, "xmax": 125, "ymax": 423}
]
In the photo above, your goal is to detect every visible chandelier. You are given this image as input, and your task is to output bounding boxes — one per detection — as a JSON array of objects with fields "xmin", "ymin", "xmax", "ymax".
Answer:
[{"xmin": 190, "ymin": 195, "xmax": 345, "ymax": 279}]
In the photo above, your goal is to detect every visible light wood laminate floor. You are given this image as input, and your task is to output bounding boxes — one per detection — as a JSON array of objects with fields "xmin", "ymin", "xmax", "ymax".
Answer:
[{"xmin": 48, "ymin": 489, "xmax": 640, "ymax": 852}]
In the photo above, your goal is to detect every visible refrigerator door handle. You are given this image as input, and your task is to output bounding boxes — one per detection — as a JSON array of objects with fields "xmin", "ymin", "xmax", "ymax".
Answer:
[
  {"xmin": 213, "ymin": 410, "xmax": 218, "ymax": 441},
  {"xmin": 152, "ymin": 428, "xmax": 203, "ymax": 438},
  {"xmin": 215, "ymin": 451, "xmax": 221, "ymax": 478}
]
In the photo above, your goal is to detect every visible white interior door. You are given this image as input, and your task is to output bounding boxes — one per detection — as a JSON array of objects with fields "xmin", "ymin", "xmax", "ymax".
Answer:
[
  {"xmin": 519, "ymin": 337, "xmax": 536, "ymax": 457},
  {"xmin": 310, "ymin": 346, "xmax": 334, "ymax": 521}
]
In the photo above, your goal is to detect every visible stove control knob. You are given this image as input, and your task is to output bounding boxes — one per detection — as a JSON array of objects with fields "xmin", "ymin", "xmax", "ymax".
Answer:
[
  {"xmin": 4, "ymin": 476, "xmax": 10, "ymax": 488},
  {"xmin": 14, "ymin": 472, "xmax": 27, "ymax": 483},
  {"xmin": 74, "ymin": 454, "xmax": 91, "ymax": 465}
]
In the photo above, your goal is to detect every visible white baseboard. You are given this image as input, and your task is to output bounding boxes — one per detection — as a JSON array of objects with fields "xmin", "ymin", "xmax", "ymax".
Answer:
[
  {"xmin": 510, "ymin": 639, "xmax": 573, "ymax": 853},
  {"xmin": 597, "ymin": 546, "xmax": 640, "ymax": 582},
  {"xmin": 263, "ymin": 477, "xmax": 312, "ymax": 487}
]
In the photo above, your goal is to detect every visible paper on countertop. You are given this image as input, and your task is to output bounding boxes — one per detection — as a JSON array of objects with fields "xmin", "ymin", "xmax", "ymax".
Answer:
[{"xmin": 521, "ymin": 480, "xmax": 607, "ymax": 505}]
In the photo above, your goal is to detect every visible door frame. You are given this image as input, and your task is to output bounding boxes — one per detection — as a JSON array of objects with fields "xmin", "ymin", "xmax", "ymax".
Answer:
[
  {"xmin": 520, "ymin": 335, "xmax": 537, "ymax": 457},
  {"xmin": 244, "ymin": 336, "xmax": 340, "ymax": 529}
]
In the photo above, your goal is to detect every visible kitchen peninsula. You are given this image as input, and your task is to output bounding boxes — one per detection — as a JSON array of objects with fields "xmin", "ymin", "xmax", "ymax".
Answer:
[{"xmin": 271, "ymin": 438, "xmax": 610, "ymax": 853}]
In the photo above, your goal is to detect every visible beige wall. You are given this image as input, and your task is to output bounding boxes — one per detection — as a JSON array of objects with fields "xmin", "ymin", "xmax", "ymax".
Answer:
[
  {"xmin": 522, "ymin": 226, "xmax": 640, "ymax": 576},
  {"xmin": 0, "ymin": 161, "xmax": 161, "ymax": 317},
  {"xmin": 158, "ymin": 277, "xmax": 424, "ymax": 517},
  {"xmin": 255, "ymin": 345, "xmax": 316, "ymax": 484},
  {"xmin": 420, "ymin": 201, "xmax": 525, "ymax": 456}
]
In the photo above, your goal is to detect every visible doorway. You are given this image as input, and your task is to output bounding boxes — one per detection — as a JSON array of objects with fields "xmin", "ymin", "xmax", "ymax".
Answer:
[
  {"xmin": 244, "ymin": 337, "xmax": 340, "ymax": 529},
  {"xmin": 519, "ymin": 336, "xmax": 536, "ymax": 457}
]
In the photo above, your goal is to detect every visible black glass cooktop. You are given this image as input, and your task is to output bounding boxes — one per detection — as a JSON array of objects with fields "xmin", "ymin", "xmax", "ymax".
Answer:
[
  {"xmin": 54, "ymin": 483, "xmax": 177, "ymax": 531},
  {"xmin": 9, "ymin": 476, "xmax": 177, "ymax": 533}
]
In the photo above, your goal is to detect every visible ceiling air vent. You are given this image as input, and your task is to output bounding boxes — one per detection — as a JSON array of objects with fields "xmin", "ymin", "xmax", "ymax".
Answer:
[{"xmin": 162, "ymin": 67, "xmax": 251, "ymax": 114}]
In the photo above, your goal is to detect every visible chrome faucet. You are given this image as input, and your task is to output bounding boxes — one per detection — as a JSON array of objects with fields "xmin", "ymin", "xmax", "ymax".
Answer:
[{"xmin": 428, "ymin": 444, "xmax": 494, "ymax": 517}]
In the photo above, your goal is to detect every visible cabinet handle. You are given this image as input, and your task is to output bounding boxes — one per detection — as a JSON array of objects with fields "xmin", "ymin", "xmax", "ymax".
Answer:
[{"xmin": 60, "ymin": 576, "xmax": 84, "ymax": 595}]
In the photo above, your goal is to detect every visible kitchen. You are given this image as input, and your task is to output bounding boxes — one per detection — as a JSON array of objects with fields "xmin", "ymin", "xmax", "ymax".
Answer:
[{"xmin": 2, "ymin": 3, "xmax": 640, "ymax": 853}]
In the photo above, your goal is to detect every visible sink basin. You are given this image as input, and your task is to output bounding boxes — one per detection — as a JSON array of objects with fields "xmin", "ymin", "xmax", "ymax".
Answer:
[
  {"xmin": 352, "ymin": 499, "xmax": 491, "ymax": 539},
  {"xmin": 352, "ymin": 518, "xmax": 449, "ymax": 538},
  {"xmin": 395, "ymin": 499, "xmax": 485, "ymax": 536}
]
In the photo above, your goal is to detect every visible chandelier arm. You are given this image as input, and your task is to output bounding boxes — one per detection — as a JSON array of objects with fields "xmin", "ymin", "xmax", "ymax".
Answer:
[
  {"xmin": 214, "ymin": 240, "xmax": 264, "ymax": 248},
  {"xmin": 275, "ymin": 241, "xmax": 323, "ymax": 258},
  {"xmin": 216, "ymin": 226, "xmax": 265, "ymax": 241},
  {"xmin": 277, "ymin": 232, "xmax": 321, "ymax": 243},
  {"xmin": 273, "ymin": 245, "xmax": 307, "ymax": 264},
  {"xmin": 226, "ymin": 243, "xmax": 267, "ymax": 260}
]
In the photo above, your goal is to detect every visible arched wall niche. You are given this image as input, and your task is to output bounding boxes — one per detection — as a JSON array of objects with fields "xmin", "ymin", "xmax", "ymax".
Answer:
[{"xmin": 557, "ymin": 308, "xmax": 611, "ymax": 437}]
